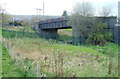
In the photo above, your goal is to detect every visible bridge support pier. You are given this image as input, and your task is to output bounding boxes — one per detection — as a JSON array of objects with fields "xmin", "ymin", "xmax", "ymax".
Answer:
[
  {"xmin": 72, "ymin": 27, "xmax": 85, "ymax": 45},
  {"xmin": 114, "ymin": 26, "xmax": 120, "ymax": 44}
]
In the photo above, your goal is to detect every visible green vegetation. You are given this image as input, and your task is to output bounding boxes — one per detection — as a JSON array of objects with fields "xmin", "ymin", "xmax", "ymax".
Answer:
[
  {"xmin": 0, "ymin": 27, "xmax": 2, "ymax": 78},
  {"xmin": 58, "ymin": 29, "xmax": 72, "ymax": 42},
  {"xmin": 1, "ymin": 26, "xmax": 119, "ymax": 77},
  {"xmin": 2, "ymin": 44, "xmax": 23, "ymax": 77},
  {"xmin": 1, "ymin": 43, "xmax": 36, "ymax": 77},
  {"xmin": 86, "ymin": 22, "xmax": 113, "ymax": 46},
  {"xmin": 69, "ymin": 2, "xmax": 114, "ymax": 46},
  {"xmin": 2, "ymin": 26, "xmax": 35, "ymax": 32},
  {"xmin": 0, "ymin": 43, "xmax": 2, "ymax": 78}
]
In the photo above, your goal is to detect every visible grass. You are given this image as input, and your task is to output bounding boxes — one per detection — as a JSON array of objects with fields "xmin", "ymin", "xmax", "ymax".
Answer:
[
  {"xmin": 2, "ymin": 26, "xmax": 35, "ymax": 33},
  {"xmin": 1, "ymin": 43, "xmax": 24, "ymax": 77},
  {"xmin": 0, "ymin": 43, "xmax": 2, "ymax": 78},
  {"xmin": 1, "ymin": 26, "xmax": 119, "ymax": 77},
  {"xmin": 82, "ymin": 42, "xmax": 119, "ymax": 57},
  {"xmin": 0, "ymin": 27, "xmax": 2, "ymax": 78},
  {"xmin": 58, "ymin": 29, "xmax": 72, "ymax": 42},
  {"xmin": 1, "ymin": 43, "xmax": 36, "ymax": 77}
]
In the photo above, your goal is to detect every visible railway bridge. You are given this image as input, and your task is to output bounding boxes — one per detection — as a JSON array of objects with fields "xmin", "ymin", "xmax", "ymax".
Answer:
[
  {"xmin": 32, "ymin": 17, "xmax": 83, "ymax": 44},
  {"xmin": 33, "ymin": 18, "xmax": 70, "ymax": 38},
  {"xmin": 32, "ymin": 17, "xmax": 119, "ymax": 44}
]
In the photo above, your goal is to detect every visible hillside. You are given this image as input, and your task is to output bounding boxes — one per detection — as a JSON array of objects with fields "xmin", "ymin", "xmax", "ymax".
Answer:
[{"xmin": 11, "ymin": 15, "xmax": 60, "ymax": 21}]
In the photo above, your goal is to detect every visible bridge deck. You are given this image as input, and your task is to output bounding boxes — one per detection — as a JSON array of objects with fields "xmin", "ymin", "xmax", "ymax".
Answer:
[{"xmin": 36, "ymin": 17, "xmax": 72, "ymax": 29}]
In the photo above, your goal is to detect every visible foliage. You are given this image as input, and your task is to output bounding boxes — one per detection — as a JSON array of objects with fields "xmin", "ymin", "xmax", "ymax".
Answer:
[
  {"xmin": 69, "ymin": 2, "xmax": 95, "ymax": 36},
  {"xmin": 86, "ymin": 33, "xmax": 106, "ymax": 45},
  {"xmin": 86, "ymin": 21, "xmax": 113, "ymax": 46},
  {"xmin": 9, "ymin": 20, "xmax": 22, "ymax": 26},
  {"xmin": 69, "ymin": 13, "xmax": 94, "ymax": 36},
  {"xmin": 9, "ymin": 20, "xmax": 30, "ymax": 26},
  {"xmin": 69, "ymin": 2, "xmax": 114, "ymax": 45},
  {"xmin": 13, "ymin": 20, "xmax": 22, "ymax": 26},
  {"xmin": 62, "ymin": 11, "xmax": 69, "ymax": 19}
]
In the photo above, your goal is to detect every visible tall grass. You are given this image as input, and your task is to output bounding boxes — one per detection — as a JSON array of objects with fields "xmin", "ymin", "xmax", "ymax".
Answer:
[{"xmin": 1, "ymin": 26, "xmax": 119, "ymax": 77}]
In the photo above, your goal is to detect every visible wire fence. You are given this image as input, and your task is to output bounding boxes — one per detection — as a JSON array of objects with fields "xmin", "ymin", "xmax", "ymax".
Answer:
[
  {"xmin": 2, "ymin": 29, "xmax": 60, "ymax": 40},
  {"xmin": 2, "ymin": 29, "xmax": 40, "ymax": 38}
]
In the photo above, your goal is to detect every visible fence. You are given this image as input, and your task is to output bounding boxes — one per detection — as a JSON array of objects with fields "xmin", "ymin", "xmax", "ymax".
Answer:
[
  {"xmin": 2, "ymin": 29, "xmax": 40, "ymax": 38},
  {"xmin": 2, "ymin": 29, "xmax": 59, "ymax": 39}
]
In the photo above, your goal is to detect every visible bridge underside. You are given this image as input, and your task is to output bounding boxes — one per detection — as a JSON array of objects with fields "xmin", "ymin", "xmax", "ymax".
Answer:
[
  {"xmin": 36, "ymin": 28, "xmax": 58, "ymax": 39},
  {"xmin": 32, "ymin": 17, "xmax": 72, "ymax": 39},
  {"xmin": 39, "ymin": 27, "xmax": 72, "ymax": 39}
]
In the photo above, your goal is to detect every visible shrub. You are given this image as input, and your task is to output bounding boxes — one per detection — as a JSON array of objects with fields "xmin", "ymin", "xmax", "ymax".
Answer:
[
  {"xmin": 86, "ymin": 22, "xmax": 113, "ymax": 46},
  {"xmin": 86, "ymin": 33, "xmax": 106, "ymax": 46},
  {"xmin": 9, "ymin": 21, "xmax": 22, "ymax": 26}
]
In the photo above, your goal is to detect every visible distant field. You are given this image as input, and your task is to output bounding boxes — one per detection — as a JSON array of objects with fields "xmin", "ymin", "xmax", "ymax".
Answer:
[
  {"xmin": 2, "ymin": 26, "xmax": 35, "ymax": 33},
  {"xmin": 1, "ymin": 26, "xmax": 119, "ymax": 77},
  {"xmin": 58, "ymin": 29, "xmax": 72, "ymax": 42}
]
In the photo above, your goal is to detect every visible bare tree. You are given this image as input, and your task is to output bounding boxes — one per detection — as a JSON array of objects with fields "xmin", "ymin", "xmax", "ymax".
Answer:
[
  {"xmin": 99, "ymin": 6, "xmax": 112, "ymax": 17},
  {"xmin": 69, "ymin": 2, "xmax": 95, "ymax": 35},
  {"xmin": 73, "ymin": 2, "xmax": 94, "ymax": 16},
  {"xmin": 0, "ymin": 5, "xmax": 4, "ymax": 27},
  {"xmin": 0, "ymin": 5, "xmax": 11, "ymax": 27},
  {"xmin": 69, "ymin": 2, "xmax": 96, "ymax": 44}
]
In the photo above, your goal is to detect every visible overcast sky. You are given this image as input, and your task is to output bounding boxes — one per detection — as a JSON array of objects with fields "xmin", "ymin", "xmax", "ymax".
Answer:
[{"xmin": 1, "ymin": 0, "xmax": 119, "ymax": 16}]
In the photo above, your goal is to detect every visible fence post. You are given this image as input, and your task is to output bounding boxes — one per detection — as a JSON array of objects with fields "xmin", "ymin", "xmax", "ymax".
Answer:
[
  {"xmin": 21, "ymin": 55, "xmax": 25, "ymax": 72},
  {"xmin": 36, "ymin": 61, "xmax": 40, "ymax": 77}
]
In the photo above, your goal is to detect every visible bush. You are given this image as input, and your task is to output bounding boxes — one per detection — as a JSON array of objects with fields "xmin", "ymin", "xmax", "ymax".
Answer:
[
  {"xmin": 86, "ymin": 33, "xmax": 106, "ymax": 46},
  {"xmin": 14, "ymin": 21, "xmax": 22, "ymax": 26},
  {"xmin": 9, "ymin": 21, "xmax": 22, "ymax": 26},
  {"xmin": 86, "ymin": 22, "xmax": 113, "ymax": 46}
]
